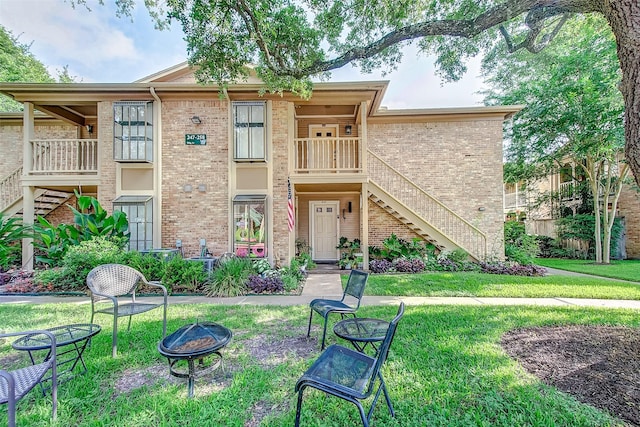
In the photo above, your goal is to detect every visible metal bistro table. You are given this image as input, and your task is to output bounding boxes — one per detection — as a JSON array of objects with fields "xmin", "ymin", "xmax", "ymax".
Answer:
[
  {"xmin": 12, "ymin": 324, "xmax": 101, "ymax": 393},
  {"xmin": 333, "ymin": 317, "xmax": 390, "ymax": 355},
  {"xmin": 158, "ymin": 321, "xmax": 232, "ymax": 398}
]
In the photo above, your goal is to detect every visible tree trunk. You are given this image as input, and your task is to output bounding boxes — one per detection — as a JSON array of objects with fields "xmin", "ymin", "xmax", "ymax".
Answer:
[{"xmin": 605, "ymin": 0, "xmax": 640, "ymax": 186}]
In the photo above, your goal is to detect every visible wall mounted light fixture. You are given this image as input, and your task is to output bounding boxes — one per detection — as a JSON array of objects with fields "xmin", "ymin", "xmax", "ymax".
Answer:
[
  {"xmin": 191, "ymin": 116, "xmax": 202, "ymax": 124},
  {"xmin": 478, "ymin": 207, "xmax": 486, "ymax": 212},
  {"xmin": 344, "ymin": 124, "xmax": 352, "ymax": 135},
  {"xmin": 86, "ymin": 124, "xmax": 94, "ymax": 134}
]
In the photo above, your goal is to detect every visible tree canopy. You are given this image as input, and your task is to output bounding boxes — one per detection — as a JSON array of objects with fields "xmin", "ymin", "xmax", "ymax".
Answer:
[
  {"xmin": 73, "ymin": 0, "xmax": 640, "ymax": 186},
  {"xmin": 483, "ymin": 15, "xmax": 629, "ymax": 263},
  {"xmin": 0, "ymin": 25, "xmax": 54, "ymax": 111}
]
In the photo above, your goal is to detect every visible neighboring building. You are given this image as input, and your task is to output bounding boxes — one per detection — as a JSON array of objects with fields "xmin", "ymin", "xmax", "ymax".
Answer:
[
  {"xmin": 503, "ymin": 161, "xmax": 640, "ymax": 259},
  {"xmin": 0, "ymin": 63, "xmax": 520, "ymax": 270}
]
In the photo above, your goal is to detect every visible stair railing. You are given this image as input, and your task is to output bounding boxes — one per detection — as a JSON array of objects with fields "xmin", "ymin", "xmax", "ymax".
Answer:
[
  {"xmin": 0, "ymin": 166, "xmax": 23, "ymax": 213},
  {"xmin": 368, "ymin": 150, "xmax": 487, "ymax": 259}
]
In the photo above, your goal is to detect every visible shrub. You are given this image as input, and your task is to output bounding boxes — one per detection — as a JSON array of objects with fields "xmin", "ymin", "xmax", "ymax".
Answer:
[
  {"xmin": 161, "ymin": 256, "xmax": 209, "ymax": 294},
  {"xmin": 504, "ymin": 220, "xmax": 539, "ymax": 265},
  {"xmin": 246, "ymin": 274, "xmax": 285, "ymax": 294},
  {"xmin": 369, "ymin": 259, "xmax": 393, "ymax": 273},
  {"xmin": 34, "ymin": 236, "xmax": 127, "ymax": 291},
  {"xmin": 33, "ymin": 192, "xmax": 129, "ymax": 267},
  {"xmin": 479, "ymin": 262, "xmax": 547, "ymax": 276},
  {"xmin": 393, "ymin": 257, "xmax": 425, "ymax": 273},
  {"xmin": 278, "ymin": 258, "xmax": 306, "ymax": 292},
  {"xmin": 0, "ymin": 213, "xmax": 31, "ymax": 271},
  {"xmin": 205, "ymin": 256, "xmax": 253, "ymax": 297},
  {"xmin": 124, "ymin": 251, "xmax": 166, "ymax": 281}
]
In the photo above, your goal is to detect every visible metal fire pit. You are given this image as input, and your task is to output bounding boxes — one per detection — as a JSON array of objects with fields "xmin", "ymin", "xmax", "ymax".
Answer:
[{"xmin": 158, "ymin": 321, "xmax": 232, "ymax": 397}]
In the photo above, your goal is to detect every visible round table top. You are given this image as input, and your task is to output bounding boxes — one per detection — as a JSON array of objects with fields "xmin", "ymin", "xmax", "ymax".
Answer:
[
  {"xmin": 12, "ymin": 324, "xmax": 101, "ymax": 351},
  {"xmin": 333, "ymin": 318, "xmax": 389, "ymax": 343},
  {"xmin": 159, "ymin": 322, "xmax": 232, "ymax": 359}
]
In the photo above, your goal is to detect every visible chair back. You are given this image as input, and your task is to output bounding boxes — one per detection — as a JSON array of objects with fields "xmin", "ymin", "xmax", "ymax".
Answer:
[
  {"xmin": 342, "ymin": 270, "xmax": 369, "ymax": 308},
  {"xmin": 365, "ymin": 302, "xmax": 405, "ymax": 395},
  {"xmin": 86, "ymin": 264, "xmax": 144, "ymax": 299}
]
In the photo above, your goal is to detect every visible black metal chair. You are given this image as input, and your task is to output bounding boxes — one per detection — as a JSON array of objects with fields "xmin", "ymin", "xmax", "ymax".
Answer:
[
  {"xmin": 295, "ymin": 302, "xmax": 405, "ymax": 427},
  {"xmin": 306, "ymin": 269, "xmax": 369, "ymax": 350},
  {"xmin": 86, "ymin": 264, "xmax": 168, "ymax": 358},
  {"xmin": 0, "ymin": 330, "xmax": 57, "ymax": 427}
]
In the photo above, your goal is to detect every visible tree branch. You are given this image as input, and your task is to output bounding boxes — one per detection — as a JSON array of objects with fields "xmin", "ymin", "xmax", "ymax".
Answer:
[{"xmin": 280, "ymin": 0, "xmax": 599, "ymax": 76}]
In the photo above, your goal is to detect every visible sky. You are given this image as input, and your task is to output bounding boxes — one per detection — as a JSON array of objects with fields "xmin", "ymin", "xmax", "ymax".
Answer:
[{"xmin": 0, "ymin": 0, "xmax": 487, "ymax": 109}]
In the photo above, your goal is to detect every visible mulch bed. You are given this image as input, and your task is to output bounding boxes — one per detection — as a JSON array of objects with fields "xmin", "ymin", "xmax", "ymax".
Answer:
[{"xmin": 501, "ymin": 325, "xmax": 640, "ymax": 426}]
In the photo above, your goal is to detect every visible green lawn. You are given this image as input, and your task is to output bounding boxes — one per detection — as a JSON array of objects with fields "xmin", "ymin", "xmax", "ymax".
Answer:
[
  {"xmin": 534, "ymin": 258, "xmax": 640, "ymax": 282},
  {"xmin": 359, "ymin": 271, "xmax": 640, "ymax": 300},
  {"xmin": 0, "ymin": 303, "xmax": 634, "ymax": 426}
]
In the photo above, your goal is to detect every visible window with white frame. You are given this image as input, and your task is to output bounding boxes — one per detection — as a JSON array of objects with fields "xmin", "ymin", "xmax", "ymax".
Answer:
[
  {"xmin": 233, "ymin": 101, "xmax": 265, "ymax": 161},
  {"xmin": 233, "ymin": 195, "xmax": 267, "ymax": 258},
  {"xmin": 114, "ymin": 101, "xmax": 154, "ymax": 162},
  {"xmin": 113, "ymin": 196, "xmax": 153, "ymax": 251}
]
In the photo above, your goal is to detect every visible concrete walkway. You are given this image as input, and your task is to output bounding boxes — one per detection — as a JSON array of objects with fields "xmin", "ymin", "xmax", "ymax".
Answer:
[{"xmin": 1, "ymin": 271, "xmax": 640, "ymax": 309}]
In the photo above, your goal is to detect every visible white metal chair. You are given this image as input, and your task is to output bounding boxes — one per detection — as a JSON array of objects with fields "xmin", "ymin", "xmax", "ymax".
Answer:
[{"xmin": 86, "ymin": 264, "xmax": 168, "ymax": 357}]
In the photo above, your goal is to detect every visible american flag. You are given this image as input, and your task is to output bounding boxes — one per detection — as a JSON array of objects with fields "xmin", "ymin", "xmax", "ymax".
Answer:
[{"xmin": 287, "ymin": 179, "xmax": 295, "ymax": 232}]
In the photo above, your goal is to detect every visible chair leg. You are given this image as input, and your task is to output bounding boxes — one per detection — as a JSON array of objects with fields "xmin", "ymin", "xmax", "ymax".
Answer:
[
  {"xmin": 295, "ymin": 386, "xmax": 305, "ymax": 427},
  {"xmin": 127, "ymin": 315, "xmax": 133, "ymax": 331},
  {"xmin": 320, "ymin": 315, "xmax": 330, "ymax": 350},
  {"xmin": 1, "ymin": 371, "xmax": 16, "ymax": 427},
  {"xmin": 306, "ymin": 310, "xmax": 314, "ymax": 338},
  {"xmin": 112, "ymin": 315, "xmax": 118, "ymax": 358}
]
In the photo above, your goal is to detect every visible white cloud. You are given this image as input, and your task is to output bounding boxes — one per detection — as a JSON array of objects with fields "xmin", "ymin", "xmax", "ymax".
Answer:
[{"xmin": 0, "ymin": 0, "xmax": 485, "ymax": 107}]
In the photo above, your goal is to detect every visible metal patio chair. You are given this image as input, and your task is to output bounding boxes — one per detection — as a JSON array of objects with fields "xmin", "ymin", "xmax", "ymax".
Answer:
[
  {"xmin": 0, "ymin": 330, "xmax": 57, "ymax": 427},
  {"xmin": 306, "ymin": 269, "xmax": 369, "ymax": 349},
  {"xmin": 86, "ymin": 264, "xmax": 167, "ymax": 358},
  {"xmin": 295, "ymin": 302, "xmax": 405, "ymax": 427}
]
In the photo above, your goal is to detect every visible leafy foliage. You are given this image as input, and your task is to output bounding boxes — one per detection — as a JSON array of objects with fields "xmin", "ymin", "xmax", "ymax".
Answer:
[
  {"xmin": 0, "ymin": 213, "xmax": 31, "ymax": 271},
  {"xmin": 246, "ymin": 274, "xmax": 285, "ymax": 294},
  {"xmin": 504, "ymin": 221, "xmax": 540, "ymax": 265},
  {"xmin": 479, "ymin": 262, "xmax": 547, "ymax": 276},
  {"xmin": 33, "ymin": 192, "xmax": 130, "ymax": 267},
  {"xmin": 35, "ymin": 236, "xmax": 127, "ymax": 291},
  {"xmin": 205, "ymin": 256, "xmax": 254, "ymax": 297},
  {"xmin": 555, "ymin": 214, "xmax": 623, "ymax": 259}
]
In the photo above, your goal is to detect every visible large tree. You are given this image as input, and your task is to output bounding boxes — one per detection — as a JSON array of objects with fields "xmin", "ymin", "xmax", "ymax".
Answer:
[
  {"xmin": 84, "ymin": 0, "xmax": 640, "ymax": 186},
  {"xmin": 0, "ymin": 25, "xmax": 54, "ymax": 111},
  {"xmin": 483, "ymin": 16, "xmax": 629, "ymax": 264}
]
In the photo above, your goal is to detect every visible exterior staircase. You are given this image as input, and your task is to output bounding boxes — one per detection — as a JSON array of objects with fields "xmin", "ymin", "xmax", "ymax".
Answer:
[
  {"xmin": 1, "ymin": 166, "xmax": 72, "ymax": 218},
  {"xmin": 367, "ymin": 151, "xmax": 487, "ymax": 261}
]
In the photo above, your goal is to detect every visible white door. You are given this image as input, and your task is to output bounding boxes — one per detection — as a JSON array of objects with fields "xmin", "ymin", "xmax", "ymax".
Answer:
[
  {"xmin": 308, "ymin": 125, "xmax": 338, "ymax": 170},
  {"xmin": 310, "ymin": 201, "xmax": 339, "ymax": 261}
]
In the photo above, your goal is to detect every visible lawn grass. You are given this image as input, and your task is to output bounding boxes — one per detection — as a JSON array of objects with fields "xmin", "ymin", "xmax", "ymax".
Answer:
[
  {"xmin": 0, "ymin": 303, "xmax": 634, "ymax": 426},
  {"xmin": 360, "ymin": 271, "xmax": 640, "ymax": 300},
  {"xmin": 534, "ymin": 258, "xmax": 640, "ymax": 282}
]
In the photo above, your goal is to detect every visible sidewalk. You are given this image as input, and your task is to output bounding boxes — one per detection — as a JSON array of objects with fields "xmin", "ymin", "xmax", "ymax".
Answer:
[{"xmin": 1, "ymin": 272, "xmax": 640, "ymax": 309}]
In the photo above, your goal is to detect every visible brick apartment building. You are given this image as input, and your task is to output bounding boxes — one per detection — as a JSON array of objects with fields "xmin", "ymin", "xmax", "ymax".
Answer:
[{"xmin": 0, "ymin": 63, "xmax": 520, "ymax": 269}]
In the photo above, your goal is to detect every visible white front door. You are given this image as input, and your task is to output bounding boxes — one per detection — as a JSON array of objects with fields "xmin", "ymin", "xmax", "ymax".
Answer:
[{"xmin": 310, "ymin": 201, "xmax": 339, "ymax": 261}]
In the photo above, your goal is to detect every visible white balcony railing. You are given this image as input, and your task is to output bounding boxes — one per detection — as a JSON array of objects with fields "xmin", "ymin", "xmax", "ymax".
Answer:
[
  {"xmin": 30, "ymin": 139, "xmax": 98, "ymax": 175},
  {"xmin": 504, "ymin": 192, "xmax": 528, "ymax": 210},
  {"xmin": 0, "ymin": 166, "xmax": 22, "ymax": 212},
  {"xmin": 294, "ymin": 138, "xmax": 362, "ymax": 173}
]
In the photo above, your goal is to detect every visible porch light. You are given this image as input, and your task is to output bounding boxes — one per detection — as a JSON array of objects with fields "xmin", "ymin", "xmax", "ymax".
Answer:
[
  {"xmin": 191, "ymin": 116, "xmax": 202, "ymax": 124},
  {"xmin": 86, "ymin": 124, "xmax": 94, "ymax": 134},
  {"xmin": 344, "ymin": 125, "xmax": 352, "ymax": 135}
]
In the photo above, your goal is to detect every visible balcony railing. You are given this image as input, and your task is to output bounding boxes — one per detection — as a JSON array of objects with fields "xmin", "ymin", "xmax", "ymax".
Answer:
[
  {"xmin": 504, "ymin": 192, "xmax": 528, "ymax": 210},
  {"xmin": 293, "ymin": 137, "xmax": 362, "ymax": 173},
  {"xmin": 30, "ymin": 139, "xmax": 98, "ymax": 175}
]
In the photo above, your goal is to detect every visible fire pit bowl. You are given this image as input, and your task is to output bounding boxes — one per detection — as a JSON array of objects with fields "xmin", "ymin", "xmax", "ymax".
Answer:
[{"xmin": 158, "ymin": 321, "xmax": 232, "ymax": 397}]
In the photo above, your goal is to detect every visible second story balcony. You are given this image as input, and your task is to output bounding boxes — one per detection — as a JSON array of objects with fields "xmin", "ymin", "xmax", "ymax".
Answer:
[
  {"xmin": 28, "ymin": 139, "xmax": 99, "ymax": 177},
  {"xmin": 293, "ymin": 137, "xmax": 363, "ymax": 176}
]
